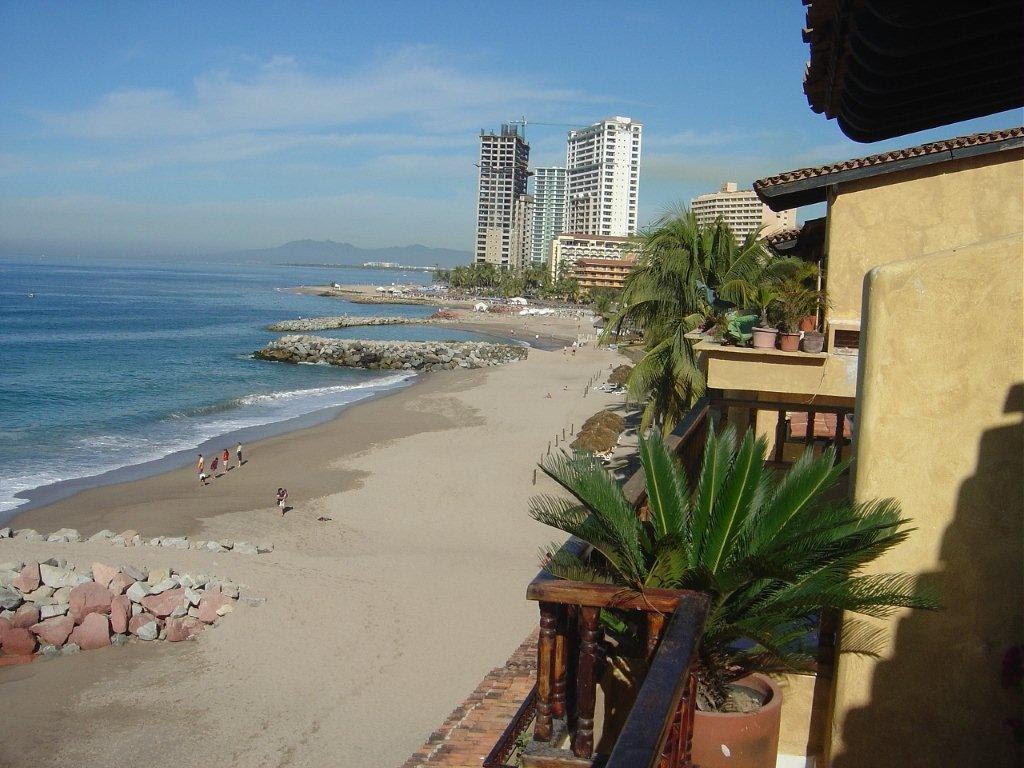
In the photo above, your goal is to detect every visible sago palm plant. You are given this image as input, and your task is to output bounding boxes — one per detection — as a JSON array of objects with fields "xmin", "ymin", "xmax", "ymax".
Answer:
[{"xmin": 529, "ymin": 426, "xmax": 937, "ymax": 710}]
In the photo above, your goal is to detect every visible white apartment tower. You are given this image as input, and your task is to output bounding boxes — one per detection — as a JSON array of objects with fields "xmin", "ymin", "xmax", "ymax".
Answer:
[
  {"xmin": 509, "ymin": 194, "xmax": 535, "ymax": 270},
  {"xmin": 691, "ymin": 182, "xmax": 797, "ymax": 243},
  {"xmin": 529, "ymin": 167, "xmax": 566, "ymax": 266},
  {"xmin": 565, "ymin": 116, "xmax": 642, "ymax": 237},
  {"xmin": 475, "ymin": 124, "xmax": 531, "ymax": 267}
]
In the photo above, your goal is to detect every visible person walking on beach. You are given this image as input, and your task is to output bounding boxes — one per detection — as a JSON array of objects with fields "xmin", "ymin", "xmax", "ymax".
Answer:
[
  {"xmin": 222, "ymin": 447, "xmax": 231, "ymax": 471},
  {"xmin": 236, "ymin": 442, "xmax": 243, "ymax": 467},
  {"xmin": 210, "ymin": 454, "xmax": 219, "ymax": 476},
  {"xmin": 275, "ymin": 487, "xmax": 288, "ymax": 516},
  {"xmin": 196, "ymin": 454, "xmax": 205, "ymax": 482}
]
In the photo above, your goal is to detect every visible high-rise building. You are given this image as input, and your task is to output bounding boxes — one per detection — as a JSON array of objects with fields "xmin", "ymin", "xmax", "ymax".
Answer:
[
  {"xmin": 509, "ymin": 194, "xmax": 534, "ymax": 270},
  {"xmin": 475, "ymin": 124, "xmax": 531, "ymax": 267},
  {"xmin": 565, "ymin": 116, "xmax": 642, "ymax": 237},
  {"xmin": 691, "ymin": 182, "xmax": 797, "ymax": 243},
  {"xmin": 529, "ymin": 167, "xmax": 566, "ymax": 267}
]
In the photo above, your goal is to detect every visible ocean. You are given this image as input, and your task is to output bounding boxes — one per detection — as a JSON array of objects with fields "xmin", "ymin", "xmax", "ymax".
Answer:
[{"xmin": 0, "ymin": 255, "xmax": 487, "ymax": 520}]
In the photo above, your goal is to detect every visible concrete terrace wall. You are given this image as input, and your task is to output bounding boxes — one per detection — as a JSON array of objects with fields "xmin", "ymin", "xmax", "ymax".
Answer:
[{"xmin": 829, "ymin": 186, "xmax": 1024, "ymax": 762}]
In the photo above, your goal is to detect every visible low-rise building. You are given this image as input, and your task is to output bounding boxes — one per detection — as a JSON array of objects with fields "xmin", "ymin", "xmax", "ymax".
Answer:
[
  {"xmin": 571, "ymin": 256, "xmax": 637, "ymax": 293},
  {"xmin": 548, "ymin": 233, "xmax": 635, "ymax": 279},
  {"xmin": 691, "ymin": 181, "xmax": 796, "ymax": 243}
]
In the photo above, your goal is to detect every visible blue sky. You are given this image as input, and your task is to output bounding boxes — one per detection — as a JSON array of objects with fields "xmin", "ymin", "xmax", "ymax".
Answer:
[{"xmin": 1, "ymin": 1, "xmax": 1020, "ymax": 257}]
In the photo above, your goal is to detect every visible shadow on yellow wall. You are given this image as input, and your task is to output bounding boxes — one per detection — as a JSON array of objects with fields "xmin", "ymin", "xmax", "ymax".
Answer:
[{"xmin": 832, "ymin": 383, "xmax": 1024, "ymax": 767}]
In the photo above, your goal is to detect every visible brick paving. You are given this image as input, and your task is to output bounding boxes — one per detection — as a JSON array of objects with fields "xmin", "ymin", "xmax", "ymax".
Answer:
[{"xmin": 400, "ymin": 631, "xmax": 538, "ymax": 768}]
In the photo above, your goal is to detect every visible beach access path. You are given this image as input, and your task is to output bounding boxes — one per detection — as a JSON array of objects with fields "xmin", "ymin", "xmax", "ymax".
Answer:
[{"xmin": 0, "ymin": 317, "xmax": 626, "ymax": 768}]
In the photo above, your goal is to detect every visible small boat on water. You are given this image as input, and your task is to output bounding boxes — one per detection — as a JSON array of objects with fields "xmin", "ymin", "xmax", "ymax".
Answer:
[{"xmin": 27, "ymin": 292, "xmax": 35, "ymax": 298}]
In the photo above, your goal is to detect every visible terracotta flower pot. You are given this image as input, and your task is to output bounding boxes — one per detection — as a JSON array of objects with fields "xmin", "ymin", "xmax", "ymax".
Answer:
[
  {"xmin": 799, "ymin": 315, "xmax": 817, "ymax": 332},
  {"xmin": 751, "ymin": 326, "xmax": 778, "ymax": 350},
  {"xmin": 692, "ymin": 674, "xmax": 783, "ymax": 768},
  {"xmin": 801, "ymin": 331, "xmax": 825, "ymax": 353},
  {"xmin": 779, "ymin": 332, "xmax": 800, "ymax": 352}
]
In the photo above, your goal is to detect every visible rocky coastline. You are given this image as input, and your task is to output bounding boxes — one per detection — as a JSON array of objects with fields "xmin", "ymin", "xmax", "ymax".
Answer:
[
  {"xmin": 254, "ymin": 334, "xmax": 527, "ymax": 372},
  {"xmin": 267, "ymin": 315, "xmax": 444, "ymax": 332}
]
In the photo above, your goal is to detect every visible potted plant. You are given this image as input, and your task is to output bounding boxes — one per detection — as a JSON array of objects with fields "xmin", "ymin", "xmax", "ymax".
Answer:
[
  {"xmin": 748, "ymin": 285, "xmax": 779, "ymax": 350},
  {"xmin": 775, "ymin": 281, "xmax": 821, "ymax": 352},
  {"xmin": 801, "ymin": 324, "xmax": 826, "ymax": 353},
  {"xmin": 530, "ymin": 427, "xmax": 936, "ymax": 768},
  {"xmin": 708, "ymin": 309, "xmax": 758, "ymax": 346}
]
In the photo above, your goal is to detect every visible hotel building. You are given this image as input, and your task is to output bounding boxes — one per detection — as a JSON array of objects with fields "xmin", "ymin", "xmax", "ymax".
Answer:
[
  {"xmin": 565, "ymin": 116, "xmax": 642, "ymax": 238},
  {"xmin": 548, "ymin": 233, "xmax": 635, "ymax": 278},
  {"xmin": 691, "ymin": 182, "xmax": 796, "ymax": 243},
  {"xmin": 529, "ymin": 167, "xmax": 566, "ymax": 267},
  {"xmin": 475, "ymin": 124, "xmax": 530, "ymax": 267}
]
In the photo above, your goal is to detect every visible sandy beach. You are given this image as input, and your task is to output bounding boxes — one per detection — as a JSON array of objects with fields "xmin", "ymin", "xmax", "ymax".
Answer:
[{"xmin": 0, "ymin": 313, "xmax": 627, "ymax": 768}]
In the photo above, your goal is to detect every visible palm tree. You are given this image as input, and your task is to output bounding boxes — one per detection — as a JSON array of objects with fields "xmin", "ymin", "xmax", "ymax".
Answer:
[
  {"xmin": 606, "ymin": 210, "xmax": 803, "ymax": 436},
  {"xmin": 529, "ymin": 426, "xmax": 937, "ymax": 710}
]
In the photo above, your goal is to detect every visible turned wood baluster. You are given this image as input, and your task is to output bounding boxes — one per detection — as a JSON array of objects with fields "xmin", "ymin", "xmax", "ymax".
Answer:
[
  {"xmin": 553, "ymin": 605, "xmax": 568, "ymax": 719},
  {"xmin": 535, "ymin": 601, "xmax": 557, "ymax": 741},
  {"xmin": 572, "ymin": 606, "xmax": 600, "ymax": 758},
  {"xmin": 680, "ymin": 672, "xmax": 698, "ymax": 767},
  {"xmin": 645, "ymin": 612, "xmax": 666, "ymax": 664}
]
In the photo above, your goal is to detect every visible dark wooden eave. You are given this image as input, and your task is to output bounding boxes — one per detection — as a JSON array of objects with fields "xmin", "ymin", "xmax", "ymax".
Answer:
[
  {"xmin": 803, "ymin": 0, "xmax": 1023, "ymax": 142},
  {"xmin": 753, "ymin": 126, "xmax": 1024, "ymax": 210}
]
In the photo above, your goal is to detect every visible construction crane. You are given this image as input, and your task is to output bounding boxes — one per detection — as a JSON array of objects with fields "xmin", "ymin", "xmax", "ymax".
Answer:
[{"xmin": 507, "ymin": 116, "xmax": 586, "ymax": 140}]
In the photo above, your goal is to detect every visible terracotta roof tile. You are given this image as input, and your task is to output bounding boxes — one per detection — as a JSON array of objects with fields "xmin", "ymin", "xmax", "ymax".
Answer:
[{"xmin": 755, "ymin": 127, "xmax": 1024, "ymax": 191}]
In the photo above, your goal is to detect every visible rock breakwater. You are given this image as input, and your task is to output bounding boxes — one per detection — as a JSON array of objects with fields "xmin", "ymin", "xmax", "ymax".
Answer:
[
  {"xmin": 267, "ymin": 315, "xmax": 442, "ymax": 332},
  {"xmin": 0, "ymin": 557, "xmax": 261, "ymax": 662},
  {"xmin": 0, "ymin": 526, "xmax": 270, "ymax": 555},
  {"xmin": 254, "ymin": 335, "xmax": 527, "ymax": 372}
]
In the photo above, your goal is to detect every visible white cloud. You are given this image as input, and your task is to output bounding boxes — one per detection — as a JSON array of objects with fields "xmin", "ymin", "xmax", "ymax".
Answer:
[{"xmin": 43, "ymin": 48, "xmax": 600, "ymax": 140}]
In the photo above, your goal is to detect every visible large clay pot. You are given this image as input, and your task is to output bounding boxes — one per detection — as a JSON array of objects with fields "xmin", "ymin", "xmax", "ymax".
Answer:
[
  {"xmin": 779, "ymin": 332, "xmax": 800, "ymax": 352},
  {"xmin": 692, "ymin": 674, "xmax": 783, "ymax": 768},
  {"xmin": 801, "ymin": 331, "xmax": 825, "ymax": 353},
  {"xmin": 799, "ymin": 315, "xmax": 817, "ymax": 332},
  {"xmin": 751, "ymin": 326, "xmax": 778, "ymax": 350}
]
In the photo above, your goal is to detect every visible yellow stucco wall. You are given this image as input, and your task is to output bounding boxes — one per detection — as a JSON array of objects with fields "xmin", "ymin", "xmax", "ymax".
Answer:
[
  {"xmin": 830, "ymin": 232, "xmax": 1023, "ymax": 766},
  {"xmin": 702, "ymin": 347, "xmax": 860, "ymax": 399},
  {"xmin": 824, "ymin": 148, "xmax": 1024, "ymax": 321}
]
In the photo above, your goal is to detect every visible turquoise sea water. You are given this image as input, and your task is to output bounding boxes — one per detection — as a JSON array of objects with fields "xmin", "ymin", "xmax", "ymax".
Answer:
[{"xmin": 0, "ymin": 255, "xmax": 478, "ymax": 519}]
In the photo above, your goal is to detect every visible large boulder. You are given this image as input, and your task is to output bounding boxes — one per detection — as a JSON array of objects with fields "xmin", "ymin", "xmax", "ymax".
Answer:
[
  {"xmin": 69, "ymin": 582, "xmax": 114, "ymax": 623},
  {"xmin": 110, "ymin": 595, "xmax": 131, "ymax": 634},
  {"xmin": 0, "ymin": 586, "xmax": 22, "ymax": 611},
  {"xmin": 12, "ymin": 604, "xmax": 39, "ymax": 629},
  {"xmin": 1, "ymin": 626, "xmax": 36, "ymax": 655},
  {"xmin": 30, "ymin": 616, "xmax": 75, "ymax": 646},
  {"xmin": 108, "ymin": 573, "xmax": 135, "ymax": 596},
  {"xmin": 91, "ymin": 562, "xmax": 120, "ymax": 589},
  {"xmin": 197, "ymin": 589, "xmax": 233, "ymax": 624},
  {"xmin": 11, "ymin": 562, "xmax": 40, "ymax": 593},
  {"xmin": 39, "ymin": 564, "xmax": 89, "ymax": 589},
  {"xmin": 165, "ymin": 616, "xmax": 205, "ymax": 642},
  {"xmin": 68, "ymin": 613, "xmax": 111, "ymax": 651},
  {"xmin": 141, "ymin": 588, "xmax": 186, "ymax": 619}
]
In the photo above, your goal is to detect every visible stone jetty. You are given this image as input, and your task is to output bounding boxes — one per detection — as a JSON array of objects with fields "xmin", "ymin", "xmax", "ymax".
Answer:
[
  {"xmin": 266, "ymin": 315, "xmax": 443, "ymax": 332},
  {"xmin": 0, "ymin": 557, "xmax": 262, "ymax": 663},
  {"xmin": 1, "ymin": 526, "xmax": 270, "ymax": 555},
  {"xmin": 254, "ymin": 335, "xmax": 528, "ymax": 372}
]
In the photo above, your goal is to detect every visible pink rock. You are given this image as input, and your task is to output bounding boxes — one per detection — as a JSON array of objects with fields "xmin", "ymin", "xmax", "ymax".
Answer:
[
  {"xmin": 30, "ymin": 616, "xmax": 75, "ymax": 646},
  {"xmin": 108, "ymin": 573, "xmax": 135, "ymax": 596},
  {"xmin": 1, "ymin": 626, "xmax": 37, "ymax": 655},
  {"xmin": 0, "ymin": 617, "xmax": 10, "ymax": 645},
  {"xmin": 69, "ymin": 582, "xmax": 114, "ymax": 623},
  {"xmin": 68, "ymin": 613, "xmax": 110, "ymax": 651},
  {"xmin": 165, "ymin": 616, "xmax": 205, "ymax": 642},
  {"xmin": 128, "ymin": 612, "xmax": 159, "ymax": 636},
  {"xmin": 12, "ymin": 604, "xmax": 40, "ymax": 629},
  {"xmin": 141, "ymin": 587, "xmax": 186, "ymax": 619},
  {"xmin": 11, "ymin": 562, "xmax": 40, "ymax": 593},
  {"xmin": 197, "ymin": 588, "xmax": 234, "ymax": 624},
  {"xmin": 91, "ymin": 562, "xmax": 120, "ymax": 589},
  {"xmin": 119, "ymin": 529, "xmax": 139, "ymax": 545},
  {"xmin": 110, "ymin": 595, "xmax": 131, "ymax": 634}
]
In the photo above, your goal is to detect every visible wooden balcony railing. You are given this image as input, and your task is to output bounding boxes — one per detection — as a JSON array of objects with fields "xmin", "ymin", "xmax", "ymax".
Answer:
[{"xmin": 514, "ymin": 393, "xmax": 854, "ymax": 766}]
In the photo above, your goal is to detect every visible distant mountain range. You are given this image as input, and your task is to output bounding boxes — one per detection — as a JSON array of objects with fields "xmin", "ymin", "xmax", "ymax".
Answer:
[{"xmin": 222, "ymin": 239, "xmax": 472, "ymax": 268}]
